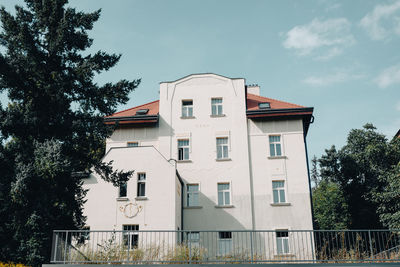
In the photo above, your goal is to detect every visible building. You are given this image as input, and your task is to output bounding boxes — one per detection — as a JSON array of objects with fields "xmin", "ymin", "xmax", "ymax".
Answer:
[{"xmin": 82, "ymin": 73, "xmax": 314, "ymax": 257}]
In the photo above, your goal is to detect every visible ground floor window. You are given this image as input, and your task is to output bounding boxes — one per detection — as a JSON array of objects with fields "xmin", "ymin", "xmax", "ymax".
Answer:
[
  {"xmin": 186, "ymin": 232, "xmax": 200, "ymax": 248},
  {"xmin": 276, "ymin": 230, "xmax": 289, "ymax": 254},
  {"xmin": 123, "ymin": 225, "xmax": 139, "ymax": 249},
  {"xmin": 218, "ymin": 231, "xmax": 232, "ymax": 255}
]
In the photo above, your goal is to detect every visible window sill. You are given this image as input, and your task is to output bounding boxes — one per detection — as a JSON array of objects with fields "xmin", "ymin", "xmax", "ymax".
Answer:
[
  {"xmin": 216, "ymin": 158, "xmax": 232, "ymax": 162},
  {"xmin": 268, "ymin": 156, "xmax": 287, "ymax": 159},
  {"xmin": 184, "ymin": 206, "xmax": 203, "ymax": 209},
  {"xmin": 177, "ymin": 160, "xmax": 192, "ymax": 163},
  {"xmin": 135, "ymin": 196, "xmax": 148, "ymax": 201},
  {"xmin": 210, "ymin": 114, "xmax": 226, "ymax": 118},
  {"xmin": 215, "ymin": 205, "xmax": 234, "ymax": 208},
  {"xmin": 180, "ymin": 116, "xmax": 195, "ymax": 119},
  {"xmin": 270, "ymin": 202, "xmax": 291, "ymax": 207},
  {"xmin": 116, "ymin": 197, "xmax": 129, "ymax": 201}
]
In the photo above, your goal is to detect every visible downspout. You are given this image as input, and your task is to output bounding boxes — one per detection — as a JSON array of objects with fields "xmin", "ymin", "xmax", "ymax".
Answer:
[
  {"xmin": 245, "ymin": 86, "xmax": 256, "ymax": 231},
  {"xmin": 303, "ymin": 117, "xmax": 315, "ymax": 229}
]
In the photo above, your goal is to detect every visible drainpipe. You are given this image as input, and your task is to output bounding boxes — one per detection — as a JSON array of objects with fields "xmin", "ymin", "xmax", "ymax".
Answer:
[{"xmin": 303, "ymin": 118, "xmax": 315, "ymax": 229}]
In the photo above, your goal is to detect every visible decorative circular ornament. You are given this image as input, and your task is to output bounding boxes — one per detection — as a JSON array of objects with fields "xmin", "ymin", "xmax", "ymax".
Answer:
[{"xmin": 122, "ymin": 202, "xmax": 142, "ymax": 218}]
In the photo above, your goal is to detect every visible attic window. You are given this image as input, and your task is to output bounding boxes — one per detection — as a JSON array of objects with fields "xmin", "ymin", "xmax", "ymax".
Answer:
[
  {"xmin": 135, "ymin": 109, "xmax": 149, "ymax": 115},
  {"xmin": 258, "ymin": 102, "xmax": 271, "ymax": 109}
]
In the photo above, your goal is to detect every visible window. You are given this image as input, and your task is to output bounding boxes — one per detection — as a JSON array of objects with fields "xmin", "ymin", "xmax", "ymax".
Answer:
[
  {"xmin": 269, "ymin": 135, "xmax": 282, "ymax": 157},
  {"xmin": 137, "ymin": 173, "xmax": 146, "ymax": 197},
  {"xmin": 211, "ymin": 98, "xmax": 223, "ymax": 116},
  {"xmin": 187, "ymin": 184, "xmax": 199, "ymax": 206},
  {"xmin": 258, "ymin": 102, "xmax": 271, "ymax": 109},
  {"xmin": 127, "ymin": 142, "xmax": 138, "ymax": 147},
  {"xmin": 186, "ymin": 232, "xmax": 200, "ymax": 248},
  {"xmin": 216, "ymin": 137, "xmax": 229, "ymax": 159},
  {"xmin": 276, "ymin": 230, "xmax": 289, "ymax": 254},
  {"xmin": 123, "ymin": 225, "xmax": 139, "ymax": 249},
  {"xmin": 182, "ymin": 100, "xmax": 193, "ymax": 117},
  {"xmin": 217, "ymin": 183, "xmax": 231, "ymax": 206},
  {"xmin": 218, "ymin": 232, "xmax": 232, "ymax": 255},
  {"xmin": 272, "ymin": 181, "xmax": 286, "ymax": 203},
  {"xmin": 178, "ymin": 139, "xmax": 190, "ymax": 161},
  {"xmin": 119, "ymin": 182, "xmax": 127, "ymax": 198},
  {"xmin": 135, "ymin": 109, "xmax": 149, "ymax": 115}
]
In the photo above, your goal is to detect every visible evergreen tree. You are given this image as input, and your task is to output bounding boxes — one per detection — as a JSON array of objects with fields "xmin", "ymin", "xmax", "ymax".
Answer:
[{"xmin": 0, "ymin": 0, "xmax": 138, "ymax": 265}]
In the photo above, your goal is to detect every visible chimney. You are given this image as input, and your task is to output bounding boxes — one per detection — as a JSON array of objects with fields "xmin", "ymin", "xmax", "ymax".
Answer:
[{"xmin": 247, "ymin": 84, "xmax": 260, "ymax": 95}]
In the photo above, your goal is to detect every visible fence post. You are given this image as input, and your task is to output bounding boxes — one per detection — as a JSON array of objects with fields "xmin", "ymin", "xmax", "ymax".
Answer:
[
  {"xmin": 189, "ymin": 231, "xmax": 192, "ymax": 264},
  {"xmin": 250, "ymin": 231, "xmax": 254, "ymax": 263},
  {"xmin": 368, "ymin": 230, "xmax": 374, "ymax": 260},
  {"xmin": 63, "ymin": 231, "xmax": 68, "ymax": 264},
  {"xmin": 310, "ymin": 231, "xmax": 315, "ymax": 263},
  {"xmin": 52, "ymin": 231, "xmax": 58, "ymax": 263}
]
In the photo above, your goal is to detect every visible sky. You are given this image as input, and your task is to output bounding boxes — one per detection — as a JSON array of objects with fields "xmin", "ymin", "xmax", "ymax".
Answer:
[{"xmin": 1, "ymin": 0, "xmax": 399, "ymax": 160}]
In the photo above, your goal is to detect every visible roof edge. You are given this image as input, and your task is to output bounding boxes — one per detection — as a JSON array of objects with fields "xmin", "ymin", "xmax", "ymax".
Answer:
[{"xmin": 160, "ymin": 73, "xmax": 244, "ymax": 84}]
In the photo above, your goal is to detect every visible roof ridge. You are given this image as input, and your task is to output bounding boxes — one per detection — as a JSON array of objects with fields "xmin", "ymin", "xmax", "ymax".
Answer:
[
  {"xmin": 247, "ymin": 93, "xmax": 305, "ymax": 108},
  {"xmin": 106, "ymin": 99, "xmax": 160, "ymax": 117}
]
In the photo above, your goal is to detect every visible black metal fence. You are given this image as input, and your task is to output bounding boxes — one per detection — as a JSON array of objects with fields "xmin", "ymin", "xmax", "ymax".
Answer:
[{"xmin": 50, "ymin": 230, "xmax": 400, "ymax": 264}]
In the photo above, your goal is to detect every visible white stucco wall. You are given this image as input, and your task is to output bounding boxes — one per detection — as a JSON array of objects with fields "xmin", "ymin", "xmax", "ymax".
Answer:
[
  {"xmin": 159, "ymin": 74, "xmax": 253, "ymax": 230},
  {"xmin": 83, "ymin": 146, "xmax": 178, "ymax": 231},
  {"xmin": 106, "ymin": 126, "xmax": 159, "ymax": 152},
  {"xmin": 248, "ymin": 119, "xmax": 313, "ymax": 230}
]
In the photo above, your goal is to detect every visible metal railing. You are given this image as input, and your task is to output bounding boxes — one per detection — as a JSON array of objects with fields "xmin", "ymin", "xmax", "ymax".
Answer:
[{"xmin": 50, "ymin": 230, "xmax": 400, "ymax": 264}]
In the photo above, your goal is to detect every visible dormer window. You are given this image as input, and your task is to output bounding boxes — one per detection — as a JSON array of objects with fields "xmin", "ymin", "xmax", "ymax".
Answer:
[
  {"xmin": 135, "ymin": 109, "xmax": 149, "ymax": 115},
  {"xmin": 258, "ymin": 102, "xmax": 271, "ymax": 109}
]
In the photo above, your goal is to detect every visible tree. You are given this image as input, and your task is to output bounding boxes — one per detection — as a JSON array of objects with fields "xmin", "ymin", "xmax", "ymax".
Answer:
[
  {"xmin": 310, "ymin": 155, "xmax": 319, "ymax": 187},
  {"xmin": 312, "ymin": 180, "xmax": 350, "ymax": 229},
  {"xmin": 373, "ymin": 138, "xmax": 400, "ymax": 229},
  {"xmin": 0, "ymin": 0, "xmax": 138, "ymax": 265},
  {"xmin": 316, "ymin": 124, "xmax": 399, "ymax": 229}
]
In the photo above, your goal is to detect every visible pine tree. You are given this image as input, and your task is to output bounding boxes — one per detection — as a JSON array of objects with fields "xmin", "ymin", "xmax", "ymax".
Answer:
[{"xmin": 0, "ymin": 1, "xmax": 139, "ymax": 265}]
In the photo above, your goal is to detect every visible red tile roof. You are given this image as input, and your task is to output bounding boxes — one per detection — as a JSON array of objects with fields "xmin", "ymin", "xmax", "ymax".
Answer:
[
  {"xmin": 105, "ymin": 94, "xmax": 312, "ymax": 125},
  {"xmin": 246, "ymin": 93, "xmax": 304, "ymax": 111},
  {"xmin": 105, "ymin": 100, "xmax": 159, "ymax": 118}
]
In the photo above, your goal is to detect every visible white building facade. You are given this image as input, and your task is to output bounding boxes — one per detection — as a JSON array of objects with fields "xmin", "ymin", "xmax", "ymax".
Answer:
[{"xmin": 82, "ymin": 73, "xmax": 314, "ymax": 256}]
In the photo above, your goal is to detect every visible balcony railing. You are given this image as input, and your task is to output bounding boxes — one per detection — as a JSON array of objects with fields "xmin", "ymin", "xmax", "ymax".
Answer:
[{"xmin": 50, "ymin": 230, "xmax": 400, "ymax": 264}]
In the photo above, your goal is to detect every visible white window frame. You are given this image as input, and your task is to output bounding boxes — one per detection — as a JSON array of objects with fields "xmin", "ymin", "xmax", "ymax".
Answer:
[
  {"xmin": 272, "ymin": 180, "xmax": 286, "ymax": 204},
  {"xmin": 182, "ymin": 100, "xmax": 193, "ymax": 118},
  {"xmin": 217, "ymin": 182, "xmax": 231, "ymax": 206},
  {"xmin": 186, "ymin": 184, "xmax": 199, "ymax": 207},
  {"xmin": 178, "ymin": 139, "xmax": 190, "ymax": 161},
  {"xmin": 186, "ymin": 232, "xmax": 200, "ymax": 248},
  {"xmin": 123, "ymin": 225, "xmax": 139, "ymax": 250},
  {"xmin": 216, "ymin": 137, "xmax": 229, "ymax": 159},
  {"xmin": 218, "ymin": 231, "xmax": 232, "ymax": 256},
  {"xmin": 127, "ymin": 141, "xmax": 139, "ymax": 147},
  {"xmin": 275, "ymin": 230, "xmax": 290, "ymax": 255},
  {"xmin": 137, "ymin": 173, "xmax": 146, "ymax": 197},
  {"xmin": 269, "ymin": 135, "xmax": 282, "ymax": 157},
  {"xmin": 211, "ymin": 98, "xmax": 223, "ymax": 116}
]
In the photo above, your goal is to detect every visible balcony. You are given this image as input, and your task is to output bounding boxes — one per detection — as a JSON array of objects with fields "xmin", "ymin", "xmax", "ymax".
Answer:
[{"xmin": 50, "ymin": 230, "xmax": 400, "ymax": 264}]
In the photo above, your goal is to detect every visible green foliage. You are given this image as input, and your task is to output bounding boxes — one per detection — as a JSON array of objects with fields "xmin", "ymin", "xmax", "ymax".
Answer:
[
  {"xmin": 313, "ymin": 124, "xmax": 400, "ymax": 230},
  {"xmin": 312, "ymin": 180, "xmax": 350, "ymax": 229},
  {"xmin": 0, "ymin": 0, "xmax": 139, "ymax": 265}
]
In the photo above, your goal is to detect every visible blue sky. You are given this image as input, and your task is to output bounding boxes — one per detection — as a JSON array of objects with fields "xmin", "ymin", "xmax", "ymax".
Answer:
[{"xmin": 1, "ymin": 0, "xmax": 399, "ymax": 159}]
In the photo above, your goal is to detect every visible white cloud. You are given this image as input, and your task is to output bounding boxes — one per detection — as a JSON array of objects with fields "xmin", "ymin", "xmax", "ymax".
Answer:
[
  {"xmin": 303, "ymin": 72, "xmax": 364, "ymax": 87},
  {"xmin": 283, "ymin": 18, "xmax": 355, "ymax": 59},
  {"xmin": 375, "ymin": 64, "xmax": 400, "ymax": 88},
  {"xmin": 360, "ymin": 0, "xmax": 400, "ymax": 40}
]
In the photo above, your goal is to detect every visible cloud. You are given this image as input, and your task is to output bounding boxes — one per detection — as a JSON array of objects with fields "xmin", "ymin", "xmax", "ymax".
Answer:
[
  {"xmin": 360, "ymin": 0, "xmax": 400, "ymax": 40},
  {"xmin": 282, "ymin": 18, "xmax": 355, "ymax": 59},
  {"xmin": 374, "ymin": 64, "xmax": 400, "ymax": 88},
  {"xmin": 303, "ymin": 72, "xmax": 364, "ymax": 87}
]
